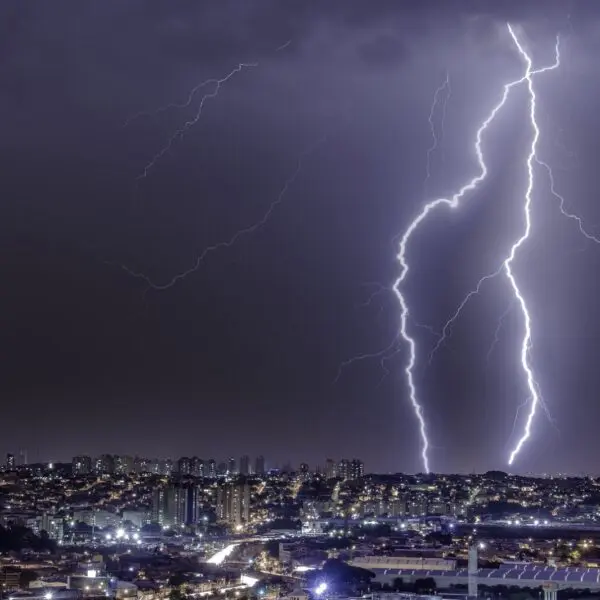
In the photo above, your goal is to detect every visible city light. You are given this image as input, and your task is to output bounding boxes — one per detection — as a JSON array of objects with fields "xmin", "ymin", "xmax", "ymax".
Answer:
[
  {"xmin": 315, "ymin": 583, "xmax": 328, "ymax": 596},
  {"xmin": 207, "ymin": 544, "xmax": 239, "ymax": 565}
]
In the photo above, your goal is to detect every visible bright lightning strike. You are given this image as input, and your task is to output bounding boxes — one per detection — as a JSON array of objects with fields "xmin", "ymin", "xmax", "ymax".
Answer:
[
  {"xmin": 426, "ymin": 40, "xmax": 564, "ymax": 366},
  {"xmin": 392, "ymin": 24, "xmax": 562, "ymax": 473},
  {"xmin": 504, "ymin": 24, "xmax": 560, "ymax": 466},
  {"xmin": 334, "ymin": 75, "xmax": 451, "ymax": 394},
  {"xmin": 120, "ymin": 137, "xmax": 326, "ymax": 291}
]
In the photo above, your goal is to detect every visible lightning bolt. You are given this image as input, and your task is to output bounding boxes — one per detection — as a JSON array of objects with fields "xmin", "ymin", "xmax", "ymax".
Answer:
[
  {"xmin": 275, "ymin": 40, "xmax": 292, "ymax": 52},
  {"xmin": 392, "ymin": 24, "xmax": 561, "ymax": 473},
  {"xmin": 128, "ymin": 63, "xmax": 258, "ymax": 181},
  {"xmin": 427, "ymin": 145, "xmax": 593, "ymax": 369},
  {"xmin": 355, "ymin": 282, "xmax": 390, "ymax": 310},
  {"xmin": 120, "ymin": 136, "xmax": 326, "ymax": 291},
  {"xmin": 486, "ymin": 301, "xmax": 514, "ymax": 364},
  {"xmin": 537, "ymin": 158, "xmax": 600, "ymax": 244},
  {"xmin": 333, "ymin": 334, "xmax": 399, "ymax": 386},
  {"xmin": 334, "ymin": 74, "xmax": 451, "ymax": 392},
  {"xmin": 424, "ymin": 71, "xmax": 451, "ymax": 195},
  {"xmin": 440, "ymin": 75, "xmax": 452, "ymax": 166},
  {"xmin": 504, "ymin": 25, "xmax": 560, "ymax": 466},
  {"xmin": 428, "ymin": 264, "xmax": 504, "ymax": 364}
]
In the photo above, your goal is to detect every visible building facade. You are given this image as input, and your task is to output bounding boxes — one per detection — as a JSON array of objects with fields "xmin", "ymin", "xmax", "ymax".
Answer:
[
  {"xmin": 72, "ymin": 455, "xmax": 92, "ymax": 475},
  {"xmin": 216, "ymin": 483, "xmax": 250, "ymax": 527}
]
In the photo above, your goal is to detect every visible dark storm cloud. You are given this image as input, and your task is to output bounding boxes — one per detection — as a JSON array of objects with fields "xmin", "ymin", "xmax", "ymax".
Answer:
[
  {"xmin": 1, "ymin": 0, "xmax": 600, "ymax": 473},
  {"xmin": 357, "ymin": 35, "xmax": 410, "ymax": 68},
  {"xmin": 0, "ymin": 0, "xmax": 588, "ymax": 113}
]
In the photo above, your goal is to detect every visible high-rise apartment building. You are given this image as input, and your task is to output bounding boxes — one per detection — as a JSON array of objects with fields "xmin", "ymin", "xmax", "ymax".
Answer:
[
  {"xmin": 135, "ymin": 456, "xmax": 149, "ymax": 473},
  {"xmin": 227, "ymin": 457, "xmax": 236, "ymax": 475},
  {"xmin": 350, "ymin": 459, "xmax": 364, "ymax": 480},
  {"xmin": 216, "ymin": 483, "xmax": 250, "ymax": 527},
  {"xmin": 5, "ymin": 453, "xmax": 14, "ymax": 470},
  {"xmin": 40, "ymin": 513, "xmax": 64, "ymax": 541},
  {"xmin": 72, "ymin": 455, "xmax": 92, "ymax": 475},
  {"xmin": 255, "ymin": 455, "xmax": 265, "ymax": 476},
  {"xmin": 177, "ymin": 456, "xmax": 191, "ymax": 475},
  {"xmin": 338, "ymin": 459, "xmax": 350, "ymax": 480},
  {"xmin": 332, "ymin": 458, "xmax": 363, "ymax": 481},
  {"xmin": 147, "ymin": 459, "xmax": 160, "ymax": 474},
  {"xmin": 159, "ymin": 458, "xmax": 173, "ymax": 475},
  {"xmin": 152, "ymin": 485, "xmax": 199, "ymax": 527},
  {"xmin": 191, "ymin": 457, "xmax": 204, "ymax": 477},
  {"xmin": 239, "ymin": 455, "xmax": 250, "ymax": 476},
  {"xmin": 95, "ymin": 454, "xmax": 115, "ymax": 475},
  {"xmin": 325, "ymin": 458, "xmax": 336, "ymax": 479},
  {"xmin": 207, "ymin": 459, "xmax": 216, "ymax": 478},
  {"xmin": 299, "ymin": 463, "xmax": 310, "ymax": 480},
  {"xmin": 115, "ymin": 455, "xmax": 135, "ymax": 475}
]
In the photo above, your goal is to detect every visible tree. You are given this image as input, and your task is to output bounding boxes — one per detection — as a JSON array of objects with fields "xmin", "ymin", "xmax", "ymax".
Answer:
[
  {"xmin": 414, "ymin": 578, "xmax": 436, "ymax": 594},
  {"xmin": 169, "ymin": 589, "xmax": 183, "ymax": 600},
  {"xmin": 169, "ymin": 574, "xmax": 186, "ymax": 587},
  {"xmin": 264, "ymin": 540, "xmax": 279, "ymax": 557},
  {"xmin": 0, "ymin": 524, "xmax": 56, "ymax": 553},
  {"xmin": 392, "ymin": 578, "xmax": 404, "ymax": 591}
]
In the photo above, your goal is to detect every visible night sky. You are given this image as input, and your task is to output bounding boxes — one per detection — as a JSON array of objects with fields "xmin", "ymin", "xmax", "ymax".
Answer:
[{"xmin": 2, "ymin": 1, "xmax": 600, "ymax": 474}]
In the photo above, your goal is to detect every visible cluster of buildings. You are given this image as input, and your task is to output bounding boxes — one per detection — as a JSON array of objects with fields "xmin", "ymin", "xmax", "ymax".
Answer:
[
  {"xmin": 4, "ymin": 462, "xmax": 600, "ymax": 600},
  {"xmin": 0, "ymin": 455, "xmax": 369, "ymax": 538},
  {"xmin": 324, "ymin": 459, "xmax": 364, "ymax": 481},
  {"xmin": 148, "ymin": 482, "xmax": 249, "ymax": 529},
  {"xmin": 70, "ymin": 455, "xmax": 270, "ymax": 478},
  {"xmin": 72, "ymin": 455, "xmax": 217, "ymax": 478},
  {"xmin": 8, "ymin": 459, "xmax": 600, "ymax": 541},
  {"xmin": 7, "ymin": 454, "xmax": 364, "ymax": 482}
]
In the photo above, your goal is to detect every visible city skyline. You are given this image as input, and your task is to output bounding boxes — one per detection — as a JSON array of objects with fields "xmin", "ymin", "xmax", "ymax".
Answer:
[
  {"xmin": 11, "ymin": 452, "xmax": 365, "ymax": 477},
  {"xmin": 7, "ymin": 450, "xmax": 600, "ymax": 478},
  {"xmin": 3, "ymin": 446, "xmax": 600, "ymax": 600},
  {"xmin": 3, "ymin": 1, "xmax": 600, "ymax": 473}
]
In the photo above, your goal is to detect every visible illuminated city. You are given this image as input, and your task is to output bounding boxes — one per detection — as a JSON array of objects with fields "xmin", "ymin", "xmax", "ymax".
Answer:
[
  {"xmin": 4, "ymin": 458, "xmax": 600, "ymax": 600},
  {"xmin": 3, "ymin": 3, "xmax": 600, "ymax": 600}
]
